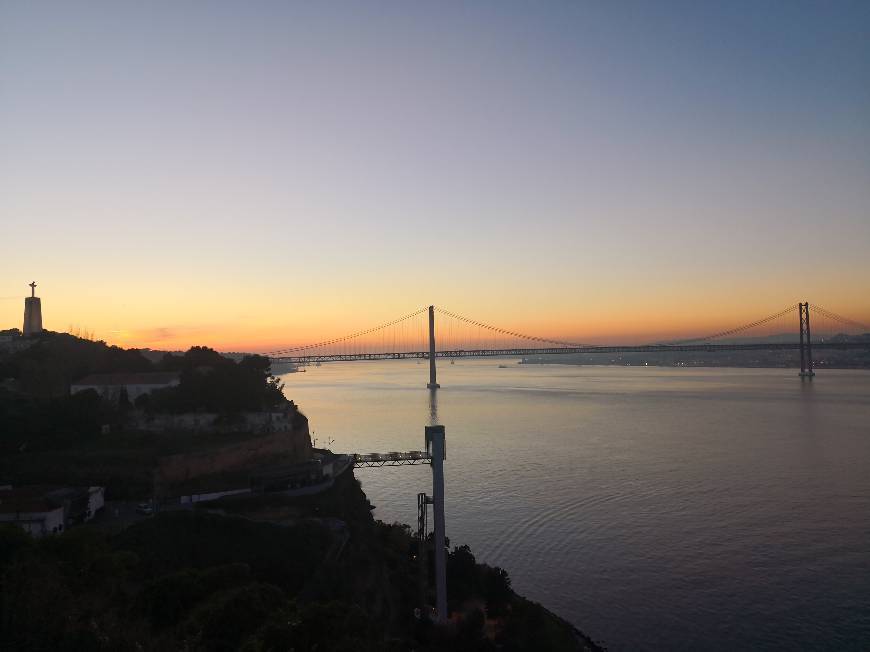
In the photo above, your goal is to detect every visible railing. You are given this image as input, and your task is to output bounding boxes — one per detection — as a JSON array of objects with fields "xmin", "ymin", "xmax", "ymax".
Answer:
[{"xmin": 352, "ymin": 451, "xmax": 432, "ymax": 467}]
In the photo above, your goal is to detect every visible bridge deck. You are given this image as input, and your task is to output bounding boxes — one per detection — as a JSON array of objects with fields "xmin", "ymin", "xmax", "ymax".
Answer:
[{"xmin": 273, "ymin": 341, "xmax": 869, "ymax": 364}]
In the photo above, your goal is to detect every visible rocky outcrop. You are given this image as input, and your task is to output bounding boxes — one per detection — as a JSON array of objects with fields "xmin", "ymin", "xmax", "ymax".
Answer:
[{"xmin": 153, "ymin": 414, "xmax": 311, "ymax": 496}]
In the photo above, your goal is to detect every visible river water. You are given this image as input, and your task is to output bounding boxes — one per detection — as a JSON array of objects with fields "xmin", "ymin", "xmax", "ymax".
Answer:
[{"xmin": 279, "ymin": 360, "xmax": 870, "ymax": 651}]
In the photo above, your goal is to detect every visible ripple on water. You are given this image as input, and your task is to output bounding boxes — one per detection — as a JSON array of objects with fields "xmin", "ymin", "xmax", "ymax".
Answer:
[{"xmin": 285, "ymin": 363, "xmax": 870, "ymax": 651}]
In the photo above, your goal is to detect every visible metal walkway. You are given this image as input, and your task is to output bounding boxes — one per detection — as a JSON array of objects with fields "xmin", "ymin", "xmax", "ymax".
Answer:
[{"xmin": 352, "ymin": 451, "xmax": 432, "ymax": 467}]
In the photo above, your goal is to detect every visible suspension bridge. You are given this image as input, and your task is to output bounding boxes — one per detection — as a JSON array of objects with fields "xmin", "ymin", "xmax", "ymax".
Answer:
[
  {"xmin": 266, "ymin": 302, "xmax": 870, "ymax": 384},
  {"xmin": 263, "ymin": 305, "xmax": 867, "ymax": 619}
]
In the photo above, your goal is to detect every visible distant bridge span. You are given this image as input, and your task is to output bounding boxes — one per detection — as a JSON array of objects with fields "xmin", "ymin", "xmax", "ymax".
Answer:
[
  {"xmin": 273, "ymin": 341, "xmax": 868, "ymax": 365},
  {"xmin": 267, "ymin": 303, "xmax": 870, "ymax": 384}
]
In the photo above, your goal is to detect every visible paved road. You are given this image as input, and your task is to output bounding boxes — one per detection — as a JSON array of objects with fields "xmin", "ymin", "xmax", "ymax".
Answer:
[{"xmin": 91, "ymin": 500, "xmax": 190, "ymax": 534}]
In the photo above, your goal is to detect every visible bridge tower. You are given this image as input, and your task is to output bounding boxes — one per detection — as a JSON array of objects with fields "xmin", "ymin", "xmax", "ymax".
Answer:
[
  {"xmin": 798, "ymin": 302, "xmax": 814, "ymax": 378},
  {"xmin": 425, "ymin": 425, "xmax": 447, "ymax": 620},
  {"xmin": 427, "ymin": 305, "xmax": 439, "ymax": 389}
]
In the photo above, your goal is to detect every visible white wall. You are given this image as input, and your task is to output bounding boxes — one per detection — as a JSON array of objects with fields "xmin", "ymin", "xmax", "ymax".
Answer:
[
  {"xmin": 86, "ymin": 487, "xmax": 105, "ymax": 521},
  {"xmin": 0, "ymin": 507, "xmax": 65, "ymax": 537},
  {"xmin": 179, "ymin": 487, "xmax": 251, "ymax": 505}
]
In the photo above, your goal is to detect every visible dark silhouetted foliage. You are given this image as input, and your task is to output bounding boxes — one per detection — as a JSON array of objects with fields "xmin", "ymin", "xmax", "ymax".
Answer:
[
  {"xmin": 1, "ymin": 331, "xmax": 153, "ymax": 398},
  {"xmin": 0, "ymin": 387, "xmax": 109, "ymax": 451},
  {"xmin": 141, "ymin": 348, "xmax": 285, "ymax": 413},
  {"xmin": 0, "ymin": 472, "xmax": 593, "ymax": 651},
  {"xmin": 448, "ymin": 544, "xmax": 512, "ymax": 617}
]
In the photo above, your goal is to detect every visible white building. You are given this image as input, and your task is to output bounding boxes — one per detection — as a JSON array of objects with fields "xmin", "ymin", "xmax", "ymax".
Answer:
[
  {"xmin": 0, "ymin": 504, "xmax": 65, "ymax": 537},
  {"xmin": 71, "ymin": 371, "xmax": 180, "ymax": 402},
  {"xmin": 0, "ymin": 488, "xmax": 66, "ymax": 537},
  {"xmin": 0, "ymin": 485, "xmax": 106, "ymax": 537}
]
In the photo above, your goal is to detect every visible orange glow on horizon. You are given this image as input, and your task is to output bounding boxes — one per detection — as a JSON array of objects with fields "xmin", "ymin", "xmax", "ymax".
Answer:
[
  {"xmin": 89, "ymin": 304, "xmax": 870, "ymax": 354},
  {"xmin": 3, "ymin": 277, "xmax": 868, "ymax": 355}
]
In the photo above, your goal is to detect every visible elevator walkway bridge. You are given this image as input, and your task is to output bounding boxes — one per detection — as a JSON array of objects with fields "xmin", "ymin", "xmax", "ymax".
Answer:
[{"xmin": 352, "ymin": 451, "xmax": 433, "ymax": 467}]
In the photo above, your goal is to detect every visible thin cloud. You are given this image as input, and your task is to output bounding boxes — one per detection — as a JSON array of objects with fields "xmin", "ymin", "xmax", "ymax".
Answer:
[{"xmin": 109, "ymin": 325, "xmax": 219, "ymax": 347}]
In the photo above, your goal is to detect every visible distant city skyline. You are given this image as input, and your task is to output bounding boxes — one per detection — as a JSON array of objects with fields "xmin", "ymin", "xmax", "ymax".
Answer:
[{"xmin": 2, "ymin": 2, "xmax": 868, "ymax": 351}]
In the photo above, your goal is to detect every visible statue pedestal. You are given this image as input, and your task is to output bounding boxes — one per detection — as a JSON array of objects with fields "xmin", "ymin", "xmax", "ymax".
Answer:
[{"xmin": 23, "ymin": 296, "xmax": 42, "ymax": 336}]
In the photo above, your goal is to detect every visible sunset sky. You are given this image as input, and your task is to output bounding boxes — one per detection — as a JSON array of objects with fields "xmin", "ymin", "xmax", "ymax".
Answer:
[{"xmin": 1, "ymin": 2, "xmax": 868, "ymax": 351}]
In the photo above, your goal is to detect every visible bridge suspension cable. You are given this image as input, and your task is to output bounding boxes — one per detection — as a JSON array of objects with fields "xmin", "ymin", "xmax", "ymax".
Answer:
[
  {"xmin": 434, "ymin": 306, "xmax": 586, "ymax": 348},
  {"xmin": 264, "ymin": 306, "xmax": 428, "ymax": 356},
  {"xmin": 809, "ymin": 304, "xmax": 870, "ymax": 333},
  {"xmin": 668, "ymin": 303, "xmax": 800, "ymax": 345}
]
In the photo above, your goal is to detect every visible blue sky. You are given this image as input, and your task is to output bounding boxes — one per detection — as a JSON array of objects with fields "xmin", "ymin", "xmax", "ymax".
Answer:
[{"xmin": 1, "ymin": 1, "xmax": 868, "ymax": 348}]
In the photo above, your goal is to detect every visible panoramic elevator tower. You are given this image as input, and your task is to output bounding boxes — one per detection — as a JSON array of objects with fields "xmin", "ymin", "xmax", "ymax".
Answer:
[{"xmin": 425, "ymin": 424, "xmax": 447, "ymax": 620}]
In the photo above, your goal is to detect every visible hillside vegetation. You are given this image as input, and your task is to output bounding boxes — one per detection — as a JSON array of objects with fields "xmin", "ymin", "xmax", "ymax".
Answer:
[
  {"xmin": 0, "ymin": 472, "xmax": 601, "ymax": 651},
  {"xmin": 0, "ymin": 335, "xmax": 291, "ymax": 497}
]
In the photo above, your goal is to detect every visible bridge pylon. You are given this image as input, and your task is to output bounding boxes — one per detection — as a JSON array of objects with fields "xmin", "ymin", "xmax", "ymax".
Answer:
[
  {"xmin": 427, "ymin": 305, "xmax": 440, "ymax": 389},
  {"xmin": 799, "ymin": 302, "xmax": 815, "ymax": 378}
]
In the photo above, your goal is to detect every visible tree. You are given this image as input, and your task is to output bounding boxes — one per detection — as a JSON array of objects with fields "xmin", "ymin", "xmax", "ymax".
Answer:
[{"xmin": 146, "ymin": 349, "xmax": 287, "ymax": 414}]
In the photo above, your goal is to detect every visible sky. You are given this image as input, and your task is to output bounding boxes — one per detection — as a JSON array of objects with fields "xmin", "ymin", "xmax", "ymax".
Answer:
[{"xmin": 1, "ymin": 1, "xmax": 869, "ymax": 351}]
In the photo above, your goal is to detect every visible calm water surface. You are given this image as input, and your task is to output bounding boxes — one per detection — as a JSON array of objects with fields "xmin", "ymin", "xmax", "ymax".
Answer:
[{"xmin": 279, "ymin": 361, "xmax": 870, "ymax": 651}]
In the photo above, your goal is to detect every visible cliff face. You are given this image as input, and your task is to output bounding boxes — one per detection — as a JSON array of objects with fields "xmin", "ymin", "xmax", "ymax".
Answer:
[{"xmin": 153, "ymin": 414, "xmax": 312, "ymax": 495}]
